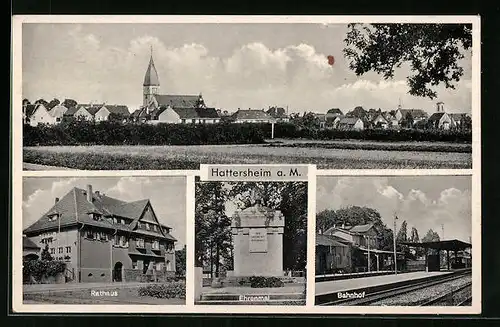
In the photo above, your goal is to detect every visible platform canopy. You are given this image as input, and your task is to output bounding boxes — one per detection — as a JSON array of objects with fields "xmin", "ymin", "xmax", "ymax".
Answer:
[{"xmin": 400, "ymin": 239, "xmax": 471, "ymax": 251}]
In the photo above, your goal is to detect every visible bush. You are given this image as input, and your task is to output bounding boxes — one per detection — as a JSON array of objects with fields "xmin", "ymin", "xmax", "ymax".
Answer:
[
  {"xmin": 23, "ymin": 121, "xmax": 266, "ymax": 146},
  {"xmin": 249, "ymin": 276, "xmax": 284, "ymax": 288},
  {"xmin": 23, "ymin": 259, "xmax": 66, "ymax": 283},
  {"xmin": 137, "ymin": 281, "xmax": 186, "ymax": 299}
]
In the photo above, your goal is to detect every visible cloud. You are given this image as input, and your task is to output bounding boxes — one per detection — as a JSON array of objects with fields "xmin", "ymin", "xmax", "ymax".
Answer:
[
  {"xmin": 316, "ymin": 177, "xmax": 471, "ymax": 242},
  {"xmin": 23, "ymin": 25, "xmax": 473, "ymax": 113}
]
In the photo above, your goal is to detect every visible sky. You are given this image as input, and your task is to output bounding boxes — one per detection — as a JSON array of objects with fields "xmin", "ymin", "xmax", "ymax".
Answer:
[
  {"xmin": 316, "ymin": 176, "xmax": 472, "ymax": 243},
  {"xmin": 22, "ymin": 176, "xmax": 187, "ymax": 249},
  {"xmin": 22, "ymin": 23, "xmax": 472, "ymax": 114}
]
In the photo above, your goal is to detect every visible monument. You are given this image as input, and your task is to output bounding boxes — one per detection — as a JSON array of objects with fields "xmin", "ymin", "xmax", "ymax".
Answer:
[{"xmin": 231, "ymin": 191, "xmax": 285, "ymax": 277}]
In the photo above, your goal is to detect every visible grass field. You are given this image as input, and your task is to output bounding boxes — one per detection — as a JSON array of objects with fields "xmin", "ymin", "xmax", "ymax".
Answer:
[{"xmin": 23, "ymin": 141, "xmax": 473, "ymax": 170}]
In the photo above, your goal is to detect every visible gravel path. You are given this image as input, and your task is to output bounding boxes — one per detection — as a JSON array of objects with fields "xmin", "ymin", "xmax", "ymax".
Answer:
[{"xmin": 369, "ymin": 275, "xmax": 472, "ymax": 306}]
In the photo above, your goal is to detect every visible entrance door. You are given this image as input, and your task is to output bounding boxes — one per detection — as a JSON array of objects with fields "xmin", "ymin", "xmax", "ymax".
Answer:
[
  {"xmin": 143, "ymin": 260, "xmax": 150, "ymax": 274},
  {"xmin": 113, "ymin": 262, "xmax": 123, "ymax": 282}
]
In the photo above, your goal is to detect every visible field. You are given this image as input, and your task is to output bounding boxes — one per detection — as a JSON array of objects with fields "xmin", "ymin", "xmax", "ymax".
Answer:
[{"xmin": 23, "ymin": 139, "xmax": 473, "ymax": 170}]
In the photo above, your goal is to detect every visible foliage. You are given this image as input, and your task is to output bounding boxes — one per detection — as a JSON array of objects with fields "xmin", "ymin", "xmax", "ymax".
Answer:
[
  {"xmin": 47, "ymin": 98, "xmax": 60, "ymax": 110},
  {"xmin": 343, "ymin": 23, "xmax": 472, "ymax": 99},
  {"xmin": 195, "ymin": 182, "xmax": 232, "ymax": 277},
  {"xmin": 422, "ymin": 229, "xmax": 441, "ymax": 243},
  {"xmin": 175, "ymin": 246, "xmax": 186, "ymax": 277},
  {"xmin": 23, "ymin": 121, "xmax": 266, "ymax": 146},
  {"xmin": 249, "ymin": 276, "xmax": 284, "ymax": 288},
  {"xmin": 400, "ymin": 112, "xmax": 414, "ymax": 128},
  {"xmin": 23, "ymin": 259, "xmax": 66, "ymax": 282},
  {"xmin": 41, "ymin": 243, "xmax": 53, "ymax": 261},
  {"xmin": 62, "ymin": 99, "xmax": 78, "ymax": 108},
  {"xmin": 34, "ymin": 99, "xmax": 49, "ymax": 107},
  {"xmin": 137, "ymin": 281, "xmax": 186, "ymax": 299}
]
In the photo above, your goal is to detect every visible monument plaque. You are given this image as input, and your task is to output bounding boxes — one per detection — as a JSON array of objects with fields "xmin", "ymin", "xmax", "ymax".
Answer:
[
  {"xmin": 249, "ymin": 228, "xmax": 268, "ymax": 253},
  {"xmin": 231, "ymin": 199, "xmax": 285, "ymax": 277}
]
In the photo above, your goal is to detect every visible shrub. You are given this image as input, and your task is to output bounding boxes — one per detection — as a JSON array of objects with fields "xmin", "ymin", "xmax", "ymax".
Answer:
[
  {"xmin": 137, "ymin": 281, "xmax": 186, "ymax": 299},
  {"xmin": 249, "ymin": 276, "xmax": 284, "ymax": 288},
  {"xmin": 23, "ymin": 259, "xmax": 66, "ymax": 283}
]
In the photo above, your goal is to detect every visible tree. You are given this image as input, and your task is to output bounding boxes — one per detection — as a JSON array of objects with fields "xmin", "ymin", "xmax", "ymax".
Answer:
[
  {"xmin": 316, "ymin": 209, "xmax": 338, "ymax": 234},
  {"xmin": 229, "ymin": 182, "xmax": 308, "ymax": 271},
  {"xmin": 409, "ymin": 227, "xmax": 424, "ymax": 258},
  {"xmin": 41, "ymin": 243, "xmax": 53, "ymax": 261},
  {"xmin": 108, "ymin": 112, "xmax": 127, "ymax": 122},
  {"xmin": 47, "ymin": 98, "xmax": 60, "ymax": 110},
  {"xmin": 62, "ymin": 98, "xmax": 78, "ymax": 108},
  {"xmin": 175, "ymin": 245, "xmax": 186, "ymax": 277},
  {"xmin": 343, "ymin": 23, "xmax": 472, "ymax": 99},
  {"xmin": 195, "ymin": 181, "xmax": 232, "ymax": 278},
  {"xmin": 401, "ymin": 112, "xmax": 414, "ymax": 128},
  {"xmin": 34, "ymin": 99, "xmax": 49, "ymax": 107},
  {"xmin": 23, "ymin": 98, "xmax": 30, "ymax": 106},
  {"xmin": 422, "ymin": 229, "xmax": 441, "ymax": 243}
]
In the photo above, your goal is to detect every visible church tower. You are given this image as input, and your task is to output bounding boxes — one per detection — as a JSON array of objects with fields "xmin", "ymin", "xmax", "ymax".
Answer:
[{"xmin": 143, "ymin": 46, "xmax": 160, "ymax": 106}]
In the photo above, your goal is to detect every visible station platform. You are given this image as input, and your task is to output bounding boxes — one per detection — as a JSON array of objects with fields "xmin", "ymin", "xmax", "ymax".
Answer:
[{"xmin": 315, "ymin": 270, "xmax": 452, "ymax": 296}]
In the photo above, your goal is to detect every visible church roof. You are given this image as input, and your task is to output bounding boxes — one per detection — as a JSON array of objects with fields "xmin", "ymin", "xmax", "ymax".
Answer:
[
  {"xmin": 144, "ymin": 55, "xmax": 160, "ymax": 86},
  {"xmin": 155, "ymin": 94, "xmax": 200, "ymax": 108}
]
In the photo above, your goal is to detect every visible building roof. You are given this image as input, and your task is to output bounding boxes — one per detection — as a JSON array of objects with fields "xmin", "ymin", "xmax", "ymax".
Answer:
[
  {"xmin": 155, "ymin": 94, "xmax": 201, "ymax": 108},
  {"xmin": 400, "ymin": 239, "xmax": 471, "ymax": 251},
  {"xmin": 172, "ymin": 107, "xmax": 220, "ymax": 119},
  {"xmin": 327, "ymin": 108, "xmax": 343, "ymax": 115},
  {"xmin": 316, "ymin": 234, "xmax": 349, "ymax": 247},
  {"xmin": 23, "ymin": 236, "xmax": 40, "ymax": 249},
  {"xmin": 348, "ymin": 223, "xmax": 375, "ymax": 233},
  {"xmin": 23, "ymin": 187, "xmax": 175, "ymax": 241},
  {"xmin": 103, "ymin": 105, "xmax": 130, "ymax": 116},
  {"xmin": 338, "ymin": 117, "xmax": 361, "ymax": 126},
  {"xmin": 24, "ymin": 104, "xmax": 38, "ymax": 117},
  {"xmin": 231, "ymin": 109, "xmax": 274, "ymax": 121},
  {"xmin": 144, "ymin": 55, "xmax": 160, "ymax": 86},
  {"xmin": 449, "ymin": 113, "xmax": 469, "ymax": 121},
  {"xmin": 428, "ymin": 112, "xmax": 447, "ymax": 122},
  {"xmin": 372, "ymin": 114, "xmax": 388, "ymax": 123},
  {"xmin": 63, "ymin": 106, "xmax": 79, "ymax": 116},
  {"xmin": 398, "ymin": 108, "xmax": 428, "ymax": 119},
  {"xmin": 266, "ymin": 107, "xmax": 287, "ymax": 118}
]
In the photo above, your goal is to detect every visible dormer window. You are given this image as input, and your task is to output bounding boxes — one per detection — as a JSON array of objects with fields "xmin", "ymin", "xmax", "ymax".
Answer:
[
  {"xmin": 47, "ymin": 212, "xmax": 60, "ymax": 222},
  {"xmin": 87, "ymin": 210, "xmax": 102, "ymax": 221}
]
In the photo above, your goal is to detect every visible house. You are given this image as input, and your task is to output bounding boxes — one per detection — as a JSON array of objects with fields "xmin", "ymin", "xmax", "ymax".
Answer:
[
  {"xmin": 315, "ymin": 234, "xmax": 352, "ymax": 274},
  {"xmin": 346, "ymin": 106, "xmax": 367, "ymax": 118},
  {"xmin": 266, "ymin": 106, "xmax": 290, "ymax": 123},
  {"xmin": 231, "ymin": 109, "xmax": 275, "ymax": 123},
  {"xmin": 449, "ymin": 113, "xmax": 471, "ymax": 128},
  {"xmin": 395, "ymin": 107, "xmax": 429, "ymax": 125},
  {"xmin": 94, "ymin": 105, "xmax": 131, "ymax": 122},
  {"xmin": 372, "ymin": 114, "xmax": 389, "ymax": 129},
  {"xmin": 23, "ymin": 184, "xmax": 177, "ymax": 283},
  {"xmin": 63, "ymin": 104, "xmax": 100, "ymax": 121},
  {"xmin": 48, "ymin": 104, "xmax": 69, "ymax": 123},
  {"xmin": 337, "ymin": 117, "xmax": 364, "ymax": 130},
  {"xmin": 24, "ymin": 103, "xmax": 55, "ymax": 126},
  {"xmin": 154, "ymin": 107, "xmax": 220, "ymax": 124},
  {"xmin": 383, "ymin": 112, "xmax": 399, "ymax": 128},
  {"xmin": 23, "ymin": 236, "xmax": 41, "ymax": 261},
  {"xmin": 427, "ymin": 112, "xmax": 454, "ymax": 130}
]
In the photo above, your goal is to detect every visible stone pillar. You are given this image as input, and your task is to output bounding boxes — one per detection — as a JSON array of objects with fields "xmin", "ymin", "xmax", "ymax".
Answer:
[{"xmin": 231, "ymin": 203, "xmax": 285, "ymax": 277}]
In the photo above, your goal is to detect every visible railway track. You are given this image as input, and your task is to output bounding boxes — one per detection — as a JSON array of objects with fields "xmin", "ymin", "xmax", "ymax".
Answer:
[
  {"xmin": 420, "ymin": 281, "xmax": 472, "ymax": 306},
  {"xmin": 318, "ymin": 269, "xmax": 471, "ymax": 306}
]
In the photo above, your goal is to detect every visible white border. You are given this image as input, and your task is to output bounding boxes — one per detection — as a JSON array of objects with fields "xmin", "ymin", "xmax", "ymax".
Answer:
[{"xmin": 11, "ymin": 15, "xmax": 481, "ymax": 315}]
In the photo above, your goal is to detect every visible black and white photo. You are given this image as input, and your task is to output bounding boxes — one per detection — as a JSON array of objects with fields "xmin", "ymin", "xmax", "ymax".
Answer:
[{"xmin": 315, "ymin": 175, "xmax": 473, "ymax": 306}]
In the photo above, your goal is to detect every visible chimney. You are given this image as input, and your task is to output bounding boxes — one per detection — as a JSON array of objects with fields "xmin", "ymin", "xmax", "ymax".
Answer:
[
  {"xmin": 437, "ymin": 102, "xmax": 444, "ymax": 113},
  {"xmin": 86, "ymin": 184, "xmax": 93, "ymax": 202},
  {"xmin": 55, "ymin": 197, "xmax": 59, "ymax": 204}
]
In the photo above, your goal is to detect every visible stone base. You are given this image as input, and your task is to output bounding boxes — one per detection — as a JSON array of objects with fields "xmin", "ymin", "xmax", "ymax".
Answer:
[{"xmin": 221, "ymin": 275, "xmax": 304, "ymax": 287}]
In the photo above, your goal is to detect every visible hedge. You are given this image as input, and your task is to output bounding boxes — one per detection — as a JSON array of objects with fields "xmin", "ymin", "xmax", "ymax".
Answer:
[
  {"xmin": 23, "ymin": 121, "xmax": 266, "ymax": 146},
  {"xmin": 248, "ymin": 276, "xmax": 284, "ymax": 288},
  {"xmin": 23, "ymin": 121, "xmax": 472, "ymax": 146},
  {"xmin": 23, "ymin": 259, "xmax": 66, "ymax": 283},
  {"xmin": 138, "ymin": 281, "xmax": 186, "ymax": 299}
]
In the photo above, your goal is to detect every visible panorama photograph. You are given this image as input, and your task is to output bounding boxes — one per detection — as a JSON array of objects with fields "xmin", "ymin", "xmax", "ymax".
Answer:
[{"xmin": 21, "ymin": 22, "xmax": 473, "ymax": 170}]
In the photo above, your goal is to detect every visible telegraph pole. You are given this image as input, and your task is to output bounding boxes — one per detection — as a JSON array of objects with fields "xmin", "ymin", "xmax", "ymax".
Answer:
[{"xmin": 393, "ymin": 214, "xmax": 398, "ymax": 275}]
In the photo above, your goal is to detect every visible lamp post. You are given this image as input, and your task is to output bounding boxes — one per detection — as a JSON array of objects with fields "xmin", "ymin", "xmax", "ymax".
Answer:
[
  {"xmin": 365, "ymin": 235, "xmax": 371, "ymax": 273},
  {"xmin": 393, "ymin": 215, "xmax": 398, "ymax": 275}
]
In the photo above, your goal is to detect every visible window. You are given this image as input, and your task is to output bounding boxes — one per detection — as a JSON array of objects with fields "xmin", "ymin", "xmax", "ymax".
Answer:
[
  {"xmin": 50, "ymin": 248, "xmax": 55, "ymax": 254},
  {"xmin": 132, "ymin": 260, "xmax": 138, "ymax": 270},
  {"xmin": 136, "ymin": 238, "xmax": 145, "ymax": 248},
  {"xmin": 145, "ymin": 223, "xmax": 150, "ymax": 230},
  {"xmin": 121, "ymin": 219, "xmax": 125, "ymax": 225},
  {"xmin": 181, "ymin": 119, "xmax": 186, "ymax": 124},
  {"xmin": 113, "ymin": 217, "xmax": 118, "ymax": 224},
  {"xmin": 153, "ymin": 225, "xmax": 158, "ymax": 232},
  {"xmin": 120, "ymin": 235, "xmax": 128, "ymax": 247},
  {"xmin": 99, "ymin": 232, "xmax": 108, "ymax": 241},
  {"xmin": 48, "ymin": 214, "xmax": 59, "ymax": 222},
  {"xmin": 137, "ymin": 222, "xmax": 142, "ymax": 229},
  {"xmin": 66, "ymin": 246, "xmax": 71, "ymax": 253},
  {"xmin": 86, "ymin": 230, "xmax": 96, "ymax": 240},
  {"xmin": 58, "ymin": 247, "xmax": 63, "ymax": 254},
  {"xmin": 152, "ymin": 240, "xmax": 160, "ymax": 250},
  {"xmin": 157, "ymin": 262, "xmax": 163, "ymax": 271}
]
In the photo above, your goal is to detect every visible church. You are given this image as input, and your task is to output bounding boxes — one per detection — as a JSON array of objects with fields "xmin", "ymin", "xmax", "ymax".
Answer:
[{"xmin": 131, "ymin": 49, "xmax": 220, "ymax": 124}]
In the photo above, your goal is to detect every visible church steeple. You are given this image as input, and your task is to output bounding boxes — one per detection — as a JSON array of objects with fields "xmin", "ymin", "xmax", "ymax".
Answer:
[{"xmin": 143, "ymin": 46, "xmax": 160, "ymax": 106}]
